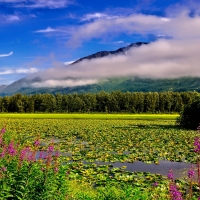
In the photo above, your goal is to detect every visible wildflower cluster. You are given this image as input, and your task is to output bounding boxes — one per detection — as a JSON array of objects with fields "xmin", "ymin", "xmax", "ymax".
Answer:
[
  {"xmin": 194, "ymin": 137, "xmax": 200, "ymax": 153},
  {"xmin": 169, "ymin": 184, "xmax": 182, "ymax": 200},
  {"xmin": 0, "ymin": 128, "xmax": 71, "ymax": 199},
  {"xmin": 188, "ymin": 167, "xmax": 195, "ymax": 179},
  {"xmin": 168, "ymin": 169, "xmax": 182, "ymax": 200}
]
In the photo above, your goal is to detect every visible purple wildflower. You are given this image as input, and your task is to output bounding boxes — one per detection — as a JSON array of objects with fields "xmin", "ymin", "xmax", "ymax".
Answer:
[
  {"xmin": 169, "ymin": 184, "xmax": 182, "ymax": 200},
  {"xmin": 48, "ymin": 145, "xmax": 54, "ymax": 153},
  {"xmin": 39, "ymin": 151, "xmax": 44, "ymax": 159},
  {"xmin": 66, "ymin": 171, "xmax": 70, "ymax": 175},
  {"xmin": 27, "ymin": 152, "xmax": 35, "ymax": 162},
  {"xmin": 0, "ymin": 146, "xmax": 6, "ymax": 158},
  {"xmin": 194, "ymin": 137, "xmax": 199, "ymax": 146},
  {"xmin": 55, "ymin": 151, "xmax": 59, "ymax": 157},
  {"xmin": 34, "ymin": 140, "xmax": 40, "ymax": 147},
  {"xmin": 188, "ymin": 167, "xmax": 195, "ymax": 179},
  {"xmin": 194, "ymin": 137, "xmax": 200, "ymax": 153},
  {"xmin": 8, "ymin": 141, "xmax": 17, "ymax": 156},
  {"xmin": 19, "ymin": 147, "xmax": 30, "ymax": 161},
  {"xmin": 1, "ymin": 128, "xmax": 6, "ymax": 133},
  {"xmin": 168, "ymin": 169, "xmax": 174, "ymax": 181}
]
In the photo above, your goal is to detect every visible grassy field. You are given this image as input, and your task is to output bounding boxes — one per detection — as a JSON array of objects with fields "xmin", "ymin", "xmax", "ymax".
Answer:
[{"xmin": 0, "ymin": 113, "xmax": 179, "ymax": 120}]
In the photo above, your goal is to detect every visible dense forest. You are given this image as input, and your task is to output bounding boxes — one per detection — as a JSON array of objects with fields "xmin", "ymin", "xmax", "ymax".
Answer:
[{"xmin": 0, "ymin": 91, "xmax": 199, "ymax": 113}]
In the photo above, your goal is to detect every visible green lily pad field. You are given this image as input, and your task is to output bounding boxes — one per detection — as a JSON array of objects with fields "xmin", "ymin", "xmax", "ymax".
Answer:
[
  {"xmin": 0, "ymin": 117, "xmax": 199, "ymax": 199},
  {"xmin": 2, "ymin": 117, "xmax": 196, "ymax": 163}
]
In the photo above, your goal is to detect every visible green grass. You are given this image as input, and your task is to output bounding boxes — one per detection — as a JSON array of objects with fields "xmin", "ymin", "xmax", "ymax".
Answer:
[{"xmin": 0, "ymin": 113, "xmax": 179, "ymax": 120}]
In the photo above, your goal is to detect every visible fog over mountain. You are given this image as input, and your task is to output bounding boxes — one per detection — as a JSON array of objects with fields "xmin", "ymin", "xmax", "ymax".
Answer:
[
  {"xmin": 26, "ymin": 39, "xmax": 200, "ymax": 88},
  {"xmin": 1, "ymin": 37, "xmax": 200, "ymax": 95}
]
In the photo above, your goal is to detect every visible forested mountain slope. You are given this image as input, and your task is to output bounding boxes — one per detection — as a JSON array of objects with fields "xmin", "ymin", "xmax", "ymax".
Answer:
[{"xmin": 0, "ymin": 42, "xmax": 200, "ymax": 96}]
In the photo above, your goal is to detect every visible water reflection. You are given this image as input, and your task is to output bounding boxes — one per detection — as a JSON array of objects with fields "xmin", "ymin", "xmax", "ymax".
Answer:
[
  {"xmin": 35, "ymin": 137, "xmax": 192, "ymax": 180},
  {"xmin": 35, "ymin": 150, "xmax": 191, "ymax": 179},
  {"xmin": 94, "ymin": 160, "xmax": 191, "ymax": 179}
]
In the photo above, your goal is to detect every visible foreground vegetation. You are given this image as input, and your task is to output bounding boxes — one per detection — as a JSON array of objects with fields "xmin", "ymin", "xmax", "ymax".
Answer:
[{"xmin": 1, "ymin": 118, "xmax": 200, "ymax": 199}]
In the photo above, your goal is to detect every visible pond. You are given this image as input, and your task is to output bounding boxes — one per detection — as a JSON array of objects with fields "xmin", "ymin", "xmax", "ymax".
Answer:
[{"xmin": 35, "ymin": 149, "xmax": 192, "ymax": 180}]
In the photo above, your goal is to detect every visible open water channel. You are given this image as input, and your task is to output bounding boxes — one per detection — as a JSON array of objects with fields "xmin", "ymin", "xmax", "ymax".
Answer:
[{"xmin": 35, "ymin": 136, "xmax": 193, "ymax": 180}]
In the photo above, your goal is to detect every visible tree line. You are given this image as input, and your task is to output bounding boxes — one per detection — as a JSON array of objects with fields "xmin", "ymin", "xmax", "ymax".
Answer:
[{"xmin": 0, "ymin": 91, "xmax": 199, "ymax": 113}]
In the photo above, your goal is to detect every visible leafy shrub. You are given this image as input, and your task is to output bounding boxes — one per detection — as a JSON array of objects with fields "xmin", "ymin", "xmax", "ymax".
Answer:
[{"xmin": 177, "ymin": 99, "xmax": 200, "ymax": 129}]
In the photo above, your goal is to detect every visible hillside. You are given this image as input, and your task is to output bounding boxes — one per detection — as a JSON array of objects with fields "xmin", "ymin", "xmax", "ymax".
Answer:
[{"xmin": 0, "ymin": 42, "xmax": 200, "ymax": 96}]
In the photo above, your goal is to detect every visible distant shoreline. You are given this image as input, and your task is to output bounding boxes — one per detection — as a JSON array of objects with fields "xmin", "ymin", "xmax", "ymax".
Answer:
[{"xmin": 0, "ymin": 113, "xmax": 179, "ymax": 120}]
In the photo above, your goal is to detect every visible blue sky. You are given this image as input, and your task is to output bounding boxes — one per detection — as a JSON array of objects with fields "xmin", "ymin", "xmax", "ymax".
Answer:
[{"xmin": 0, "ymin": 0, "xmax": 200, "ymax": 86}]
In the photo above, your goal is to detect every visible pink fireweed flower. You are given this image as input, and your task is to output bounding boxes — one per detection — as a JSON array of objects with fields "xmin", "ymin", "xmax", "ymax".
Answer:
[
  {"xmin": 194, "ymin": 137, "xmax": 199, "ymax": 146},
  {"xmin": 39, "ymin": 151, "xmax": 44, "ymax": 159},
  {"xmin": 1, "ymin": 128, "xmax": 6, "ymax": 134},
  {"xmin": 27, "ymin": 151, "xmax": 36, "ymax": 162},
  {"xmin": 55, "ymin": 151, "xmax": 59, "ymax": 157},
  {"xmin": 54, "ymin": 167, "xmax": 59, "ymax": 173},
  {"xmin": 19, "ymin": 147, "xmax": 30, "ymax": 161},
  {"xmin": 34, "ymin": 140, "xmax": 40, "ymax": 147},
  {"xmin": 48, "ymin": 145, "xmax": 54, "ymax": 153},
  {"xmin": 0, "ymin": 146, "xmax": 6, "ymax": 158},
  {"xmin": 169, "ymin": 184, "xmax": 183, "ymax": 200},
  {"xmin": 8, "ymin": 141, "xmax": 17, "ymax": 156},
  {"xmin": 194, "ymin": 137, "xmax": 200, "ymax": 153},
  {"xmin": 168, "ymin": 169, "xmax": 174, "ymax": 181},
  {"xmin": 188, "ymin": 166, "xmax": 195, "ymax": 179}
]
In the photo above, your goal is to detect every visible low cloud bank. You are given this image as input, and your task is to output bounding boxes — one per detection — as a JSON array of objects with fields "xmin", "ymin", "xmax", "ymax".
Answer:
[
  {"xmin": 31, "ymin": 79, "xmax": 98, "ymax": 88},
  {"xmin": 29, "ymin": 11, "xmax": 200, "ymax": 88},
  {"xmin": 29, "ymin": 39, "xmax": 200, "ymax": 88}
]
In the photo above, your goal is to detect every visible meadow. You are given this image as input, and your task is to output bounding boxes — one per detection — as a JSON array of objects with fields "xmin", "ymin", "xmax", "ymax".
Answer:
[
  {"xmin": 0, "ymin": 115, "xmax": 199, "ymax": 199},
  {"xmin": 0, "ymin": 113, "xmax": 178, "ymax": 120}
]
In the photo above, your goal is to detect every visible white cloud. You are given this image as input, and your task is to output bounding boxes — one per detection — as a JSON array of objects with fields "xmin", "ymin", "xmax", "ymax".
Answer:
[
  {"xmin": 34, "ymin": 27, "xmax": 58, "ymax": 33},
  {"xmin": 113, "ymin": 41, "xmax": 124, "ymax": 44},
  {"xmin": 81, "ymin": 13, "xmax": 111, "ymax": 21},
  {"xmin": 5, "ymin": 15, "xmax": 20, "ymax": 22},
  {"xmin": 27, "ymin": 38, "xmax": 200, "ymax": 88},
  {"xmin": 65, "ymin": 12, "xmax": 200, "ymax": 47},
  {"xmin": 0, "ymin": 67, "xmax": 39, "ymax": 75},
  {"xmin": 0, "ymin": 51, "xmax": 13, "ymax": 57},
  {"xmin": 32, "ymin": 79, "xmax": 98, "ymax": 88},
  {"xmin": 0, "ymin": 0, "xmax": 74, "ymax": 9},
  {"xmin": 28, "ymin": 11, "xmax": 200, "ymax": 87}
]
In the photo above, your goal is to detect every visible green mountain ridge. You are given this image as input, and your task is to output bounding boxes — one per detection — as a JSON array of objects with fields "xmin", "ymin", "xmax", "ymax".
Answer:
[
  {"xmin": 2, "ymin": 77, "xmax": 198, "ymax": 96},
  {"xmin": 0, "ymin": 41, "xmax": 200, "ymax": 96}
]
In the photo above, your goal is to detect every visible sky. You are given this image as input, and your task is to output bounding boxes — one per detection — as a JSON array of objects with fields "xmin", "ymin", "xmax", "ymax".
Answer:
[{"xmin": 0, "ymin": 0, "xmax": 200, "ymax": 87}]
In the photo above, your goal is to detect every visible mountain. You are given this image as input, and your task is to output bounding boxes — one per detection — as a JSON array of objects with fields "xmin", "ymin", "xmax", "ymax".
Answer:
[
  {"xmin": 72, "ymin": 42, "xmax": 148, "ymax": 64},
  {"xmin": 0, "ymin": 42, "xmax": 200, "ymax": 96}
]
